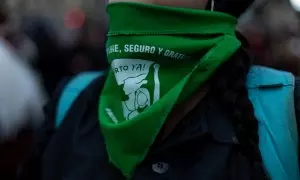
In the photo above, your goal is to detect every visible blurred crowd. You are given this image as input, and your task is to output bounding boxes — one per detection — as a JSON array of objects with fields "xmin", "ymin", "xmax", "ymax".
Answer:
[
  {"xmin": 0, "ymin": 0, "xmax": 300, "ymax": 179},
  {"xmin": 0, "ymin": 2, "xmax": 108, "ymax": 179}
]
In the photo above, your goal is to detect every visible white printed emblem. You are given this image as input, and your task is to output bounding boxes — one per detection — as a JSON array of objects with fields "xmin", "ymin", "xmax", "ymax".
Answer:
[{"xmin": 111, "ymin": 59, "xmax": 160, "ymax": 120}]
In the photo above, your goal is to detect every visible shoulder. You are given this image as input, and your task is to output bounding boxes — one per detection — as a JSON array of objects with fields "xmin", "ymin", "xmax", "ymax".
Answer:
[
  {"xmin": 40, "ymin": 73, "xmax": 107, "ymax": 180},
  {"xmin": 45, "ymin": 72, "xmax": 106, "ymax": 126},
  {"xmin": 38, "ymin": 73, "xmax": 106, "ymax": 148}
]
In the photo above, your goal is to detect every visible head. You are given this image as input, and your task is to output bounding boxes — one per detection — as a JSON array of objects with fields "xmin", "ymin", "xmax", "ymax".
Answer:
[{"xmin": 108, "ymin": 0, "xmax": 263, "ymax": 175}]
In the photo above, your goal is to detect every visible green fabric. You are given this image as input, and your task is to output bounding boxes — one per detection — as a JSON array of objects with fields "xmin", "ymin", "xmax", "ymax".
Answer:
[{"xmin": 99, "ymin": 2, "xmax": 241, "ymax": 178}]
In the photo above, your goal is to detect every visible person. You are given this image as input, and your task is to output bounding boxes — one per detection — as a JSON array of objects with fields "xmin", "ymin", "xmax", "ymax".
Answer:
[
  {"xmin": 22, "ymin": 18, "xmax": 65, "ymax": 96},
  {"xmin": 39, "ymin": 0, "xmax": 300, "ymax": 179},
  {"xmin": 0, "ymin": 10, "xmax": 46, "ymax": 179},
  {"xmin": 238, "ymin": 0, "xmax": 300, "ymax": 75}
]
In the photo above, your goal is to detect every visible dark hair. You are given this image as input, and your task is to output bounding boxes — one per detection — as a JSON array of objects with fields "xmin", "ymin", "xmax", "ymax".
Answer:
[{"xmin": 210, "ymin": 41, "xmax": 266, "ymax": 176}]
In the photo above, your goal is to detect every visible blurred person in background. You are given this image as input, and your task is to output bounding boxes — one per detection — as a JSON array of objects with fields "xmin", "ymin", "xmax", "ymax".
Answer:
[
  {"xmin": 238, "ymin": 0, "xmax": 300, "ymax": 75},
  {"xmin": 0, "ymin": 7, "xmax": 46, "ymax": 180},
  {"xmin": 62, "ymin": 17, "xmax": 108, "ymax": 77},
  {"xmin": 21, "ymin": 17, "xmax": 66, "ymax": 96},
  {"xmin": 5, "ymin": 31, "xmax": 38, "ymax": 64},
  {"xmin": 0, "ymin": 1, "xmax": 108, "ymax": 179},
  {"xmin": 66, "ymin": 44, "xmax": 108, "ymax": 76},
  {"xmin": 21, "ymin": 11, "xmax": 108, "ymax": 96}
]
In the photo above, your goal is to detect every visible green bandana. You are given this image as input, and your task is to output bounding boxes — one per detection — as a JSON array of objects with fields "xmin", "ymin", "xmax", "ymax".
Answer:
[{"xmin": 99, "ymin": 2, "xmax": 241, "ymax": 178}]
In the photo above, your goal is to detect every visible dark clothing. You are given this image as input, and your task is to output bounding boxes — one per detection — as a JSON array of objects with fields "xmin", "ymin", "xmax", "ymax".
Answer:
[{"xmin": 39, "ymin": 76, "xmax": 300, "ymax": 180}]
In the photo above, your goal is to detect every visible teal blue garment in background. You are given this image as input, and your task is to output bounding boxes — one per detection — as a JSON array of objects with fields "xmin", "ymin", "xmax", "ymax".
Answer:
[
  {"xmin": 55, "ymin": 71, "xmax": 104, "ymax": 128},
  {"xmin": 247, "ymin": 65, "xmax": 300, "ymax": 180}
]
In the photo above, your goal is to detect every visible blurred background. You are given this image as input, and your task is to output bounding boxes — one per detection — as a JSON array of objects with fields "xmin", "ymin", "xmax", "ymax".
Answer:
[
  {"xmin": 1, "ymin": 0, "xmax": 300, "ymax": 179},
  {"xmin": 0, "ymin": 1, "xmax": 109, "ymax": 179},
  {"xmin": 1, "ymin": 0, "xmax": 109, "ymax": 95}
]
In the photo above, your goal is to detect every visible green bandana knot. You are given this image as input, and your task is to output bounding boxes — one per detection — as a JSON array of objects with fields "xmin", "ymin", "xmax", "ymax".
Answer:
[{"xmin": 99, "ymin": 2, "xmax": 241, "ymax": 178}]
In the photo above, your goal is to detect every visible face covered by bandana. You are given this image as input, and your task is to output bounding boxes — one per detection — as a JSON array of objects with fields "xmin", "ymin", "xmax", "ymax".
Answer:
[{"xmin": 99, "ymin": 2, "xmax": 241, "ymax": 178}]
